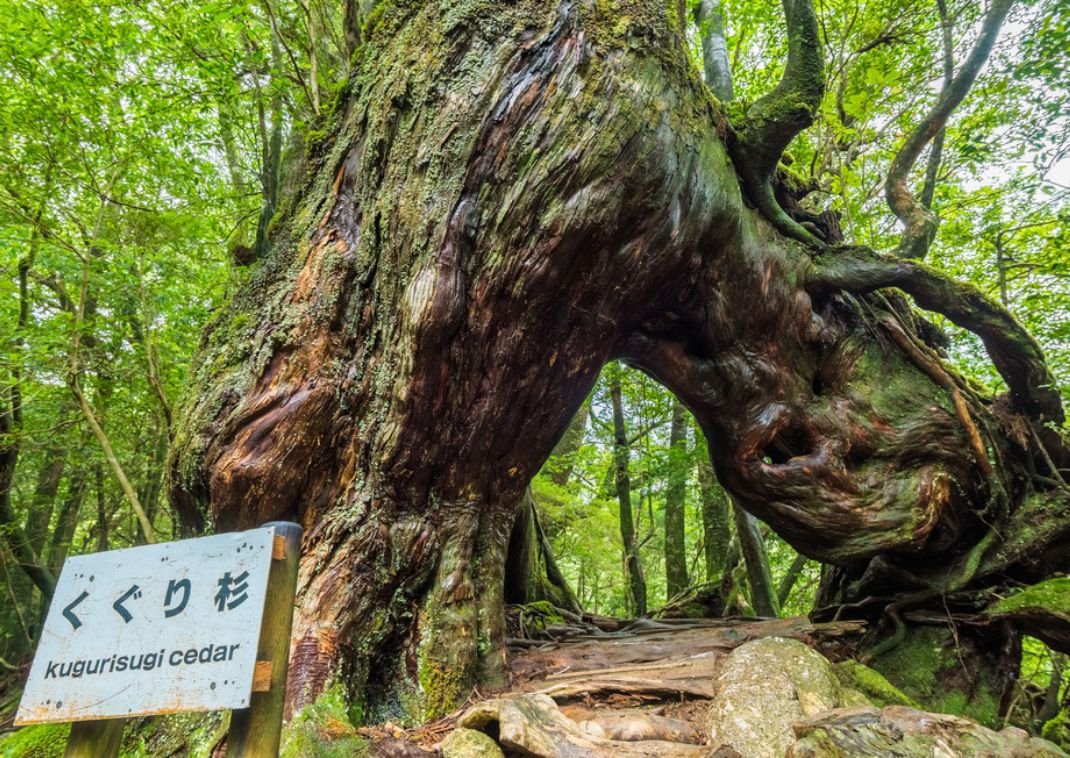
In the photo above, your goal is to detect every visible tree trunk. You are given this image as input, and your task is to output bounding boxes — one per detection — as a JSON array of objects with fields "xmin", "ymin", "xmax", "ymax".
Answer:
[
  {"xmin": 697, "ymin": 457, "xmax": 731, "ymax": 584},
  {"xmin": 47, "ymin": 462, "xmax": 88, "ymax": 570},
  {"xmin": 731, "ymin": 501, "xmax": 779, "ymax": 617},
  {"xmin": 252, "ymin": 25, "xmax": 285, "ymax": 259},
  {"xmin": 664, "ymin": 400, "xmax": 689, "ymax": 599},
  {"xmin": 25, "ymin": 439, "xmax": 67, "ymax": 556},
  {"xmin": 610, "ymin": 371, "xmax": 647, "ymax": 617},
  {"xmin": 170, "ymin": 0, "xmax": 1070, "ymax": 724},
  {"xmin": 503, "ymin": 487, "xmax": 581, "ymax": 613},
  {"xmin": 776, "ymin": 551, "xmax": 808, "ymax": 607}
]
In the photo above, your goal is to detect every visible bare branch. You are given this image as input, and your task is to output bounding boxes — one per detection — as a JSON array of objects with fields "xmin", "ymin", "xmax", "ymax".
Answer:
[{"xmin": 886, "ymin": 0, "xmax": 1015, "ymax": 259}]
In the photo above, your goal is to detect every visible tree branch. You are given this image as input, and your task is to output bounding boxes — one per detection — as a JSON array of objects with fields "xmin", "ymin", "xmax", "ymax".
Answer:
[
  {"xmin": 69, "ymin": 378, "xmax": 157, "ymax": 544},
  {"xmin": 726, "ymin": 0, "xmax": 825, "ymax": 247},
  {"xmin": 806, "ymin": 247, "xmax": 1063, "ymax": 423},
  {"xmin": 886, "ymin": 0, "xmax": 1014, "ymax": 259},
  {"xmin": 694, "ymin": 0, "xmax": 733, "ymax": 102}
]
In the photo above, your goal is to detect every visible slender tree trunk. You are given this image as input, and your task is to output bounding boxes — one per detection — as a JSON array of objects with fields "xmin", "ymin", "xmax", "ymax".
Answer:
[
  {"xmin": 0, "ymin": 220, "xmax": 56, "ymax": 599},
  {"xmin": 732, "ymin": 501, "xmax": 779, "ymax": 617},
  {"xmin": 94, "ymin": 465, "xmax": 108, "ymax": 553},
  {"xmin": 664, "ymin": 400, "xmax": 689, "ymax": 599},
  {"xmin": 253, "ymin": 25, "xmax": 285, "ymax": 258},
  {"xmin": 25, "ymin": 438, "xmax": 68, "ymax": 555},
  {"xmin": 70, "ymin": 379, "xmax": 155, "ymax": 544},
  {"xmin": 695, "ymin": 0, "xmax": 733, "ymax": 101},
  {"xmin": 776, "ymin": 551, "xmax": 808, "ymax": 607},
  {"xmin": 610, "ymin": 372, "xmax": 647, "ymax": 617},
  {"xmin": 47, "ymin": 462, "xmax": 88, "ymax": 570},
  {"xmin": 0, "ymin": 402, "xmax": 55, "ymax": 599},
  {"xmin": 697, "ymin": 456, "xmax": 732, "ymax": 584}
]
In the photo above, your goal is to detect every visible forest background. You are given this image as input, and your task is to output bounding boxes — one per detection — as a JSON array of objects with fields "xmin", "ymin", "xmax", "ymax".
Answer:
[{"xmin": 0, "ymin": 0, "xmax": 1068, "ymax": 737}]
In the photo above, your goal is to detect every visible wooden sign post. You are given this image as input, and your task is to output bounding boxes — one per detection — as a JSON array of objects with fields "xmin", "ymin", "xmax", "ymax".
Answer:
[
  {"xmin": 15, "ymin": 521, "xmax": 303, "ymax": 758},
  {"xmin": 227, "ymin": 522, "xmax": 302, "ymax": 757}
]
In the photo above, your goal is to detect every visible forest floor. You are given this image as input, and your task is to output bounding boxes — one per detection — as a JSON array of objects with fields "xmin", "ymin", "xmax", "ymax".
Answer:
[
  {"xmin": 363, "ymin": 615, "xmax": 868, "ymax": 756},
  {"xmin": 356, "ymin": 613, "xmax": 1068, "ymax": 757}
]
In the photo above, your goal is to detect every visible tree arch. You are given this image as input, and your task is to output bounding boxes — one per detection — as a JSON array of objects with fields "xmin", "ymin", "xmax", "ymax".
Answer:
[{"xmin": 168, "ymin": 0, "xmax": 1070, "ymax": 722}]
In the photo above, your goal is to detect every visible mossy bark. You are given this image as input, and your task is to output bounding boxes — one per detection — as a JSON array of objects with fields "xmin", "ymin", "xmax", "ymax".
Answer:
[{"xmin": 169, "ymin": 0, "xmax": 1070, "ymax": 725}]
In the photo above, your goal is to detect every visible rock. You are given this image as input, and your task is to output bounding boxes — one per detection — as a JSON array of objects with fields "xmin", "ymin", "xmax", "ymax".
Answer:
[
  {"xmin": 786, "ymin": 705, "xmax": 1069, "ymax": 757},
  {"xmin": 439, "ymin": 727, "xmax": 505, "ymax": 758},
  {"xmin": 832, "ymin": 659, "xmax": 919, "ymax": 707},
  {"xmin": 705, "ymin": 636, "xmax": 870, "ymax": 758}
]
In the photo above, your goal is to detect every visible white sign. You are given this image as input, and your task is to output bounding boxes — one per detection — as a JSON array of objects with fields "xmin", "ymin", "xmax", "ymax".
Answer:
[{"xmin": 15, "ymin": 527, "xmax": 276, "ymax": 724}]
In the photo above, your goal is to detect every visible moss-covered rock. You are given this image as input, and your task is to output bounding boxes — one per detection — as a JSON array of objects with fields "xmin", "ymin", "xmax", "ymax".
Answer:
[
  {"xmin": 788, "ymin": 706, "xmax": 1068, "ymax": 757},
  {"xmin": 832, "ymin": 660, "xmax": 919, "ymax": 708},
  {"xmin": 0, "ymin": 713, "xmax": 230, "ymax": 758},
  {"xmin": 1043, "ymin": 710, "xmax": 1070, "ymax": 750},
  {"xmin": 705, "ymin": 637, "xmax": 870, "ymax": 758},
  {"xmin": 868, "ymin": 626, "xmax": 1000, "ymax": 728},
  {"xmin": 439, "ymin": 727, "xmax": 504, "ymax": 757},
  {"xmin": 0, "ymin": 723, "xmax": 68, "ymax": 757}
]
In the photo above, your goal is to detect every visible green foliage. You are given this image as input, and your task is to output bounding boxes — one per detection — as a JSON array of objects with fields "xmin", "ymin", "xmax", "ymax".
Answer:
[
  {"xmin": 0, "ymin": 722, "xmax": 68, "ymax": 757},
  {"xmin": 533, "ymin": 363, "xmax": 818, "ymax": 617},
  {"xmin": 0, "ymin": 0, "xmax": 353, "ymax": 666}
]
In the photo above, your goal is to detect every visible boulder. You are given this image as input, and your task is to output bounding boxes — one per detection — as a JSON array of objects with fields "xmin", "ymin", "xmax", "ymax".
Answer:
[{"xmin": 705, "ymin": 636, "xmax": 870, "ymax": 758}]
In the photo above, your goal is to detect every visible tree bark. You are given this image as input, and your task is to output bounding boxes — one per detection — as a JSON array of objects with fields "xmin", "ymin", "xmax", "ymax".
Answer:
[
  {"xmin": 169, "ymin": 0, "xmax": 1070, "ymax": 723},
  {"xmin": 547, "ymin": 404, "xmax": 588, "ymax": 488},
  {"xmin": 503, "ymin": 487, "xmax": 581, "ymax": 613}
]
